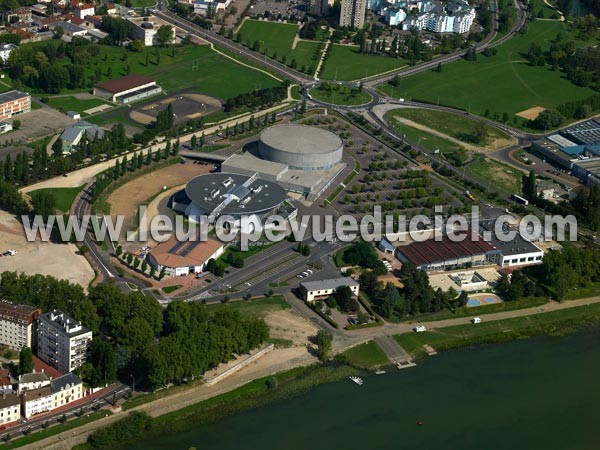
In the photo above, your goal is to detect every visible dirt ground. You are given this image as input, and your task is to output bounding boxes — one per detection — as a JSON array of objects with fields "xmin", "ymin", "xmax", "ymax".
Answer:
[
  {"xmin": 128, "ymin": 93, "xmax": 221, "ymax": 126},
  {"xmin": 107, "ymin": 162, "xmax": 211, "ymax": 235},
  {"xmin": 516, "ymin": 106, "xmax": 546, "ymax": 120},
  {"xmin": 0, "ymin": 210, "xmax": 95, "ymax": 289},
  {"xmin": 263, "ymin": 309, "xmax": 318, "ymax": 346},
  {"xmin": 0, "ymin": 107, "xmax": 72, "ymax": 147}
]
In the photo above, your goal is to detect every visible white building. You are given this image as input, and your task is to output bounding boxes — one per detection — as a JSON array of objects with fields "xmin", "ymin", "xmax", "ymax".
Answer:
[
  {"xmin": 0, "ymin": 301, "xmax": 41, "ymax": 350},
  {"xmin": 148, "ymin": 235, "xmax": 224, "ymax": 277},
  {"xmin": 37, "ymin": 311, "xmax": 92, "ymax": 374},
  {"xmin": 73, "ymin": 3, "xmax": 94, "ymax": 20},
  {"xmin": 127, "ymin": 16, "xmax": 175, "ymax": 46},
  {"xmin": 51, "ymin": 373, "xmax": 83, "ymax": 410},
  {"xmin": 0, "ymin": 393, "xmax": 21, "ymax": 425},
  {"xmin": 299, "ymin": 278, "xmax": 360, "ymax": 302},
  {"xmin": 22, "ymin": 386, "xmax": 53, "ymax": 419},
  {"xmin": 193, "ymin": 0, "xmax": 232, "ymax": 16},
  {"xmin": 93, "ymin": 74, "xmax": 162, "ymax": 103},
  {"xmin": 401, "ymin": 0, "xmax": 475, "ymax": 33},
  {"xmin": 17, "ymin": 372, "xmax": 51, "ymax": 394},
  {"xmin": 0, "ymin": 43, "xmax": 17, "ymax": 63}
]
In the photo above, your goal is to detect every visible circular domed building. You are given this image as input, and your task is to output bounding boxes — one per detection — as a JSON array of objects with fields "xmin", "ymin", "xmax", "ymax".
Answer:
[{"xmin": 258, "ymin": 124, "xmax": 343, "ymax": 171}]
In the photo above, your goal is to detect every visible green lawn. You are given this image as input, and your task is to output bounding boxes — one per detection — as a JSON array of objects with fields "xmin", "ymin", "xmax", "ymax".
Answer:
[
  {"xmin": 127, "ymin": 0, "xmax": 155, "ymax": 6},
  {"xmin": 394, "ymin": 301, "xmax": 600, "ymax": 359},
  {"xmin": 320, "ymin": 45, "xmax": 408, "ymax": 81},
  {"xmin": 28, "ymin": 185, "xmax": 85, "ymax": 213},
  {"xmin": 237, "ymin": 20, "xmax": 321, "ymax": 72},
  {"xmin": 162, "ymin": 285, "xmax": 182, "ymax": 294},
  {"xmin": 342, "ymin": 341, "xmax": 389, "ymax": 369},
  {"xmin": 381, "ymin": 20, "xmax": 596, "ymax": 123},
  {"xmin": 466, "ymin": 157, "xmax": 523, "ymax": 194},
  {"xmin": 46, "ymin": 96, "xmax": 112, "ymax": 115},
  {"xmin": 385, "ymin": 108, "xmax": 511, "ymax": 147},
  {"xmin": 309, "ymin": 85, "xmax": 372, "ymax": 106},
  {"xmin": 203, "ymin": 295, "xmax": 290, "ymax": 317},
  {"xmin": 386, "ymin": 114, "xmax": 465, "ymax": 155}
]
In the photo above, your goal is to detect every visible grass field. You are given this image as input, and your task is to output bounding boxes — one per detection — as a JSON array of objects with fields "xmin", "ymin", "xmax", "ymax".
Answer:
[
  {"xmin": 203, "ymin": 296, "xmax": 290, "ymax": 317},
  {"xmin": 342, "ymin": 341, "xmax": 389, "ymax": 369},
  {"xmin": 381, "ymin": 20, "xmax": 596, "ymax": 122},
  {"xmin": 394, "ymin": 301, "xmax": 600, "ymax": 359},
  {"xmin": 309, "ymin": 85, "xmax": 372, "ymax": 106},
  {"xmin": 237, "ymin": 20, "xmax": 320, "ymax": 72},
  {"xmin": 387, "ymin": 114, "xmax": 465, "ymax": 155},
  {"xmin": 28, "ymin": 185, "xmax": 85, "ymax": 213},
  {"xmin": 46, "ymin": 96, "xmax": 112, "ymax": 116},
  {"xmin": 320, "ymin": 45, "xmax": 408, "ymax": 81},
  {"xmin": 162, "ymin": 285, "xmax": 182, "ymax": 294},
  {"xmin": 25, "ymin": 42, "xmax": 280, "ymax": 99},
  {"xmin": 466, "ymin": 157, "xmax": 523, "ymax": 193}
]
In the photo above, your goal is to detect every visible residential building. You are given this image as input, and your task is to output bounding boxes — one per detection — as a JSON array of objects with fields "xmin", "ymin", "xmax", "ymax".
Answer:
[
  {"xmin": 17, "ymin": 371, "xmax": 51, "ymax": 394},
  {"xmin": 309, "ymin": 0, "xmax": 334, "ymax": 15},
  {"xmin": 55, "ymin": 21, "xmax": 88, "ymax": 37},
  {"xmin": 299, "ymin": 278, "xmax": 360, "ymax": 302},
  {"xmin": 0, "ymin": 43, "xmax": 17, "ymax": 63},
  {"xmin": 401, "ymin": 0, "xmax": 475, "ymax": 33},
  {"xmin": 59, "ymin": 120, "xmax": 105, "ymax": 152},
  {"xmin": 0, "ymin": 393, "xmax": 20, "ymax": 425},
  {"xmin": 193, "ymin": 0, "xmax": 232, "ymax": 16},
  {"xmin": 126, "ymin": 15, "xmax": 174, "ymax": 46},
  {"xmin": 340, "ymin": 0, "xmax": 367, "ymax": 28},
  {"xmin": 93, "ymin": 74, "xmax": 162, "ymax": 103},
  {"xmin": 37, "ymin": 310, "xmax": 92, "ymax": 374},
  {"xmin": 22, "ymin": 386, "xmax": 53, "ymax": 418},
  {"xmin": 51, "ymin": 373, "xmax": 83, "ymax": 410},
  {"xmin": 0, "ymin": 301, "xmax": 41, "ymax": 350},
  {"xmin": 73, "ymin": 3, "xmax": 94, "ymax": 19},
  {"xmin": 0, "ymin": 90, "xmax": 31, "ymax": 121},
  {"xmin": 0, "ymin": 369, "xmax": 13, "ymax": 390},
  {"xmin": 148, "ymin": 236, "xmax": 224, "ymax": 277}
]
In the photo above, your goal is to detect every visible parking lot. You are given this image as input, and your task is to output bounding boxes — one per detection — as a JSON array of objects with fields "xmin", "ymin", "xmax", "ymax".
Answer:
[{"xmin": 250, "ymin": 0, "xmax": 308, "ymax": 19}]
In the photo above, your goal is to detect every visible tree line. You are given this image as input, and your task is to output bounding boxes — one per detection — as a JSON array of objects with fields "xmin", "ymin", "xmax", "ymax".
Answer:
[{"xmin": 224, "ymin": 84, "xmax": 288, "ymax": 113}]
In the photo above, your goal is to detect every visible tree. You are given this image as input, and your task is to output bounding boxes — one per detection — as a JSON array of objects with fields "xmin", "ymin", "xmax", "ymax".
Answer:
[
  {"xmin": 315, "ymin": 330, "xmax": 332, "ymax": 361},
  {"xmin": 472, "ymin": 120, "xmax": 488, "ymax": 144},
  {"xmin": 30, "ymin": 190, "xmax": 56, "ymax": 220},
  {"xmin": 19, "ymin": 347, "xmax": 33, "ymax": 374},
  {"xmin": 12, "ymin": 120, "xmax": 20, "ymax": 130},
  {"xmin": 156, "ymin": 25, "xmax": 174, "ymax": 47}
]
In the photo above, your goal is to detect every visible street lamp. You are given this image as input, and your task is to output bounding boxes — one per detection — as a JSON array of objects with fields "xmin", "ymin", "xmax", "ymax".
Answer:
[{"xmin": 130, "ymin": 374, "xmax": 136, "ymax": 394}]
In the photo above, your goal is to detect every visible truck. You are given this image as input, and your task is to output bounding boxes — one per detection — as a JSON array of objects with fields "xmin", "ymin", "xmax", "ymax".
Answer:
[{"xmin": 510, "ymin": 194, "xmax": 529, "ymax": 206}]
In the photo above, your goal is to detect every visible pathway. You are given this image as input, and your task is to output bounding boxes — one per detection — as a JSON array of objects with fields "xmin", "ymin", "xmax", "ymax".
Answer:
[
  {"xmin": 313, "ymin": 28, "xmax": 333, "ymax": 79},
  {"xmin": 375, "ymin": 335, "xmax": 414, "ymax": 367}
]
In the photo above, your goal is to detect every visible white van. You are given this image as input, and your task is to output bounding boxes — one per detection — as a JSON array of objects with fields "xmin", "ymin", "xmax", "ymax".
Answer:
[
  {"xmin": 471, "ymin": 317, "xmax": 481, "ymax": 324},
  {"xmin": 414, "ymin": 325, "xmax": 427, "ymax": 333}
]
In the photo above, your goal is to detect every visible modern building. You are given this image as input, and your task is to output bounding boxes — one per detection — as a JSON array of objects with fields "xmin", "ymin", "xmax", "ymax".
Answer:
[
  {"xmin": 93, "ymin": 74, "xmax": 162, "ymax": 103},
  {"xmin": 148, "ymin": 236, "xmax": 224, "ymax": 277},
  {"xmin": 299, "ymin": 277, "xmax": 360, "ymax": 302},
  {"xmin": 0, "ymin": 90, "xmax": 31, "ymax": 121},
  {"xmin": 401, "ymin": 0, "xmax": 475, "ymax": 33},
  {"xmin": 395, "ymin": 234, "xmax": 499, "ymax": 271},
  {"xmin": 221, "ymin": 124, "xmax": 347, "ymax": 201},
  {"xmin": 37, "ymin": 310, "xmax": 92, "ymax": 374},
  {"xmin": 171, "ymin": 172, "xmax": 290, "ymax": 234},
  {"xmin": 0, "ymin": 392, "xmax": 20, "ymax": 425},
  {"xmin": 51, "ymin": 373, "xmax": 83, "ymax": 410},
  {"xmin": 340, "ymin": 0, "xmax": 367, "ymax": 28},
  {"xmin": 480, "ymin": 222, "xmax": 544, "ymax": 268},
  {"xmin": 572, "ymin": 158, "xmax": 600, "ymax": 188},
  {"xmin": 127, "ymin": 15, "xmax": 174, "ymax": 46},
  {"xmin": 0, "ymin": 43, "xmax": 17, "ymax": 63},
  {"xmin": 0, "ymin": 301, "xmax": 41, "ymax": 350},
  {"xmin": 59, "ymin": 120, "xmax": 105, "ymax": 152},
  {"xmin": 193, "ymin": 0, "xmax": 232, "ymax": 16}
]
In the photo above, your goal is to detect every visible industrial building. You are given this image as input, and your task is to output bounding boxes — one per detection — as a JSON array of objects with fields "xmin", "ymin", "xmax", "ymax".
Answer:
[
  {"xmin": 480, "ymin": 222, "xmax": 545, "ymax": 268},
  {"xmin": 0, "ymin": 90, "xmax": 30, "ymax": 121},
  {"xmin": 0, "ymin": 301, "xmax": 41, "ymax": 350},
  {"xmin": 299, "ymin": 277, "xmax": 360, "ymax": 302},
  {"xmin": 171, "ymin": 172, "xmax": 291, "ymax": 234},
  {"xmin": 148, "ymin": 235, "xmax": 224, "ymax": 277},
  {"xmin": 221, "ymin": 124, "xmax": 347, "ymax": 201},
  {"xmin": 37, "ymin": 311, "xmax": 92, "ymax": 374},
  {"xmin": 93, "ymin": 74, "xmax": 162, "ymax": 103}
]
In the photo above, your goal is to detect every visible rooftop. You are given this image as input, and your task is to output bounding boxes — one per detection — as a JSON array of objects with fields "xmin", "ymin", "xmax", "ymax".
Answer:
[
  {"xmin": 40, "ymin": 310, "xmax": 91, "ymax": 338},
  {"xmin": 23, "ymin": 386, "xmax": 52, "ymax": 402},
  {"xmin": 95, "ymin": 74, "xmax": 155, "ymax": 94},
  {"xmin": 560, "ymin": 118, "xmax": 600, "ymax": 146},
  {"xmin": 51, "ymin": 373, "xmax": 82, "ymax": 393},
  {"xmin": 0, "ymin": 90, "xmax": 29, "ymax": 104},
  {"xmin": 300, "ymin": 277, "xmax": 359, "ymax": 292},
  {"xmin": 480, "ymin": 221, "xmax": 543, "ymax": 256},
  {"xmin": 19, "ymin": 371, "xmax": 50, "ymax": 384},
  {"xmin": 260, "ymin": 124, "xmax": 342, "ymax": 155},
  {"xmin": 56, "ymin": 21, "xmax": 86, "ymax": 33},
  {"xmin": 0, "ymin": 392, "xmax": 20, "ymax": 409},
  {"xmin": 0, "ymin": 300, "xmax": 40, "ymax": 324},
  {"xmin": 150, "ymin": 235, "xmax": 223, "ymax": 269}
]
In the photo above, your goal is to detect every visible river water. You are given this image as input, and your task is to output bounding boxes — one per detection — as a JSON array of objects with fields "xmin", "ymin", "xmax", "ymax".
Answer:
[{"xmin": 128, "ymin": 329, "xmax": 600, "ymax": 450}]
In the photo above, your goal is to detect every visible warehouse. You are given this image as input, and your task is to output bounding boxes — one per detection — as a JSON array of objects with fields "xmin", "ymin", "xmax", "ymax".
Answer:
[
  {"xmin": 93, "ymin": 74, "xmax": 162, "ymax": 103},
  {"xmin": 148, "ymin": 235, "xmax": 224, "ymax": 277},
  {"xmin": 221, "ymin": 124, "xmax": 347, "ymax": 201}
]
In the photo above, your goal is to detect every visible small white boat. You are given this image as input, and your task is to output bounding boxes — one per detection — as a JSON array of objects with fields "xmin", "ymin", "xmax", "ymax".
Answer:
[
  {"xmin": 375, "ymin": 370, "xmax": 386, "ymax": 375},
  {"xmin": 349, "ymin": 376, "xmax": 363, "ymax": 385}
]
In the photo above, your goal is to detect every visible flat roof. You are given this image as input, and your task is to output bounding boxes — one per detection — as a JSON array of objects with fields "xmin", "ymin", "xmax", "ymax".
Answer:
[
  {"xmin": 395, "ymin": 233, "xmax": 496, "ymax": 267},
  {"xmin": 95, "ymin": 74, "xmax": 155, "ymax": 94},
  {"xmin": 0, "ymin": 90, "xmax": 29, "ymax": 103},
  {"xmin": 561, "ymin": 118, "xmax": 600, "ymax": 146},
  {"xmin": 260, "ymin": 124, "xmax": 342, "ymax": 155},
  {"xmin": 223, "ymin": 153, "xmax": 288, "ymax": 178},
  {"xmin": 300, "ymin": 277, "xmax": 359, "ymax": 292},
  {"xmin": 185, "ymin": 173, "xmax": 287, "ymax": 216},
  {"xmin": 480, "ymin": 222, "xmax": 542, "ymax": 256},
  {"xmin": 151, "ymin": 235, "xmax": 222, "ymax": 269}
]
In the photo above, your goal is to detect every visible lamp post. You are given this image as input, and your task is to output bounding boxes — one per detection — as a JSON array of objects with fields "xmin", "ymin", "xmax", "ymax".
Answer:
[{"xmin": 130, "ymin": 374, "xmax": 136, "ymax": 395}]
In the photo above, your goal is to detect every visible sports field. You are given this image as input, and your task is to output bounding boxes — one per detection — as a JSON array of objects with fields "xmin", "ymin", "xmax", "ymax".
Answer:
[
  {"xmin": 381, "ymin": 20, "xmax": 596, "ymax": 121},
  {"xmin": 46, "ymin": 96, "xmax": 112, "ymax": 116},
  {"xmin": 237, "ymin": 20, "xmax": 321, "ymax": 72},
  {"xmin": 466, "ymin": 157, "xmax": 523, "ymax": 194},
  {"xmin": 387, "ymin": 114, "xmax": 465, "ymax": 155},
  {"xmin": 320, "ymin": 45, "xmax": 408, "ymax": 81}
]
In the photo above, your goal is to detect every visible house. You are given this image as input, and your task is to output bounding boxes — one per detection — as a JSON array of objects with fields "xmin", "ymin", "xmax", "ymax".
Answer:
[
  {"xmin": 0, "ymin": 90, "xmax": 31, "ymax": 121},
  {"xmin": 299, "ymin": 278, "xmax": 360, "ymax": 302},
  {"xmin": 0, "ymin": 43, "xmax": 17, "ymax": 63},
  {"xmin": 0, "ymin": 392, "xmax": 21, "ymax": 425},
  {"xmin": 0, "ymin": 301, "xmax": 41, "ymax": 350},
  {"xmin": 37, "ymin": 310, "xmax": 92, "ymax": 374},
  {"xmin": 93, "ymin": 74, "xmax": 161, "ymax": 103},
  {"xmin": 66, "ymin": 110, "xmax": 80, "ymax": 120},
  {"xmin": 22, "ymin": 386, "xmax": 53, "ymax": 418},
  {"xmin": 148, "ymin": 236, "xmax": 224, "ymax": 277},
  {"xmin": 59, "ymin": 120, "xmax": 105, "ymax": 152},
  {"xmin": 73, "ymin": 3, "xmax": 94, "ymax": 20},
  {"xmin": 51, "ymin": 373, "xmax": 83, "ymax": 410}
]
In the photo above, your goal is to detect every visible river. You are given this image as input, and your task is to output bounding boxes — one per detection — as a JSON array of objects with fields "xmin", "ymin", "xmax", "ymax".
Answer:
[{"xmin": 128, "ymin": 329, "xmax": 600, "ymax": 450}]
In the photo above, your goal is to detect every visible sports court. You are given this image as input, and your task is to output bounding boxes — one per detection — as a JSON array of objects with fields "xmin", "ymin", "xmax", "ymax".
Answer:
[{"xmin": 466, "ymin": 293, "xmax": 503, "ymax": 307}]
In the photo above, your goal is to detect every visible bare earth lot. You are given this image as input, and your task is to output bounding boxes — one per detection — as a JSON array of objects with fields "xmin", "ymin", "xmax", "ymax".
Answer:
[
  {"xmin": 0, "ymin": 210, "xmax": 94, "ymax": 289},
  {"xmin": 0, "ymin": 107, "xmax": 72, "ymax": 146},
  {"xmin": 264, "ymin": 309, "xmax": 318, "ymax": 346}
]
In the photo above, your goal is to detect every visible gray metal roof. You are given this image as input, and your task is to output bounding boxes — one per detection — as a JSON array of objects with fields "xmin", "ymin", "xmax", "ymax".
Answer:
[
  {"xmin": 0, "ymin": 89, "xmax": 29, "ymax": 104},
  {"xmin": 300, "ymin": 277, "xmax": 359, "ymax": 292},
  {"xmin": 260, "ymin": 124, "xmax": 342, "ymax": 155},
  {"xmin": 51, "ymin": 373, "xmax": 82, "ymax": 393}
]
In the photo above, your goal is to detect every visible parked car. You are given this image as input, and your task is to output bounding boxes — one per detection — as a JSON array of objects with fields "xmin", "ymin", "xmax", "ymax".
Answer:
[
  {"xmin": 414, "ymin": 325, "xmax": 427, "ymax": 332},
  {"xmin": 471, "ymin": 317, "xmax": 482, "ymax": 324}
]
